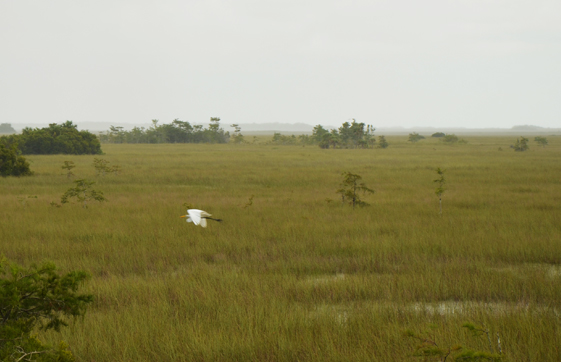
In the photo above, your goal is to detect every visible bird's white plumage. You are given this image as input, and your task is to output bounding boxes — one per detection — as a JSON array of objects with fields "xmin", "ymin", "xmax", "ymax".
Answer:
[{"xmin": 185, "ymin": 209, "xmax": 212, "ymax": 228}]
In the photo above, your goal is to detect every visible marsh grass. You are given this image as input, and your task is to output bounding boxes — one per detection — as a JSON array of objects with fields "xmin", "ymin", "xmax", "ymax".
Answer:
[{"xmin": 1, "ymin": 136, "xmax": 561, "ymax": 361}]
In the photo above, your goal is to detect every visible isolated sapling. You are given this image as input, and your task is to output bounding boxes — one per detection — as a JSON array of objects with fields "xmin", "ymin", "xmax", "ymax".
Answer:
[
  {"xmin": 337, "ymin": 172, "xmax": 374, "ymax": 209},
  {"xmin": 61, "ymin": 178, "xmax": 106, "ymax": 208},
  {"xmin": 61, "ymin": 160, "xmax": 76, "ymax": 178},
  {"xmin": 512, "ymin": 137, "xmax": 529, "ymax": 152},
  {"xmin": 378, "ymin": 135, "xmax": 388, "ymax": 148},
  {"xmin": 408, "ymin": 132, "xmax": 425, "ymax": 143},
  {"xmin": 534, "ymin": 136, "xmax": 548, "ymax": 148},
  {"xmin": 434, "ymin": 168, "xmax": 445, "ymax": 215},
  {"xmin": 93, "ymin": 158, "xmax": 121, "ymax": 176}
]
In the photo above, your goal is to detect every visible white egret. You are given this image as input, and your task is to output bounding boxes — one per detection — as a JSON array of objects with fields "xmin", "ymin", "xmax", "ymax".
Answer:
[{"xmin": 180, "ymin": 209, "xmax": 222, "ymax": 227}]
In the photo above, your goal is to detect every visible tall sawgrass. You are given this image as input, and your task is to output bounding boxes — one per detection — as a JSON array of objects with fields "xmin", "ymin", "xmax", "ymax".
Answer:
[{"xmin": 1, "ymin": 136, "xmax": 560, "ymax": 361}]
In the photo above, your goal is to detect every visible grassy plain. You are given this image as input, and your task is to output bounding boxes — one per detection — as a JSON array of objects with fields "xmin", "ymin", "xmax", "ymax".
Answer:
[{"xmin": 1, "ymin": 135, "xmax": 561, "ymax": 361}]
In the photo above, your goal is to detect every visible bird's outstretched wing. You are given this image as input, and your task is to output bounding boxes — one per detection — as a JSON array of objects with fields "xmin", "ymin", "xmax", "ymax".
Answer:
[
  {"xmin": 187, "ymin": 209, "xmax": 212, "ymax": 227},
  {"xmin": 187, "ymin": 209, "xmax": 202, "ymax": 225}
]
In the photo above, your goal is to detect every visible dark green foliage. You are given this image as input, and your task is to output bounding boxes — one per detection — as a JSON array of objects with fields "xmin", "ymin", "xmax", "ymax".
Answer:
[
  {"xmin": 337, "ymin": 119, "xmax": 376, "ymax": 148},
  {"xmin": 0, "ymin": 144, "xmax": 32, "ymax": 177},
  {"xmin": 0, "ymin": 123, "xmax": 16, "ymax": 134},
  {"xmin": 0, "ymin": 121, "xmax": 102, "ymax": 155},
  {"xmin": 61, "ymin": 179, "xmax": 107, "ymax": 208},
  {"xmin": 313, "ymin": 125, "xmax": 340, "ymax": 149},
  {"xmin": 513, "ymin": 137, "xmax": 529, "ymax": 152},
  {"xmin": 336, "ymin": 172, "xmax": 374, "ymax": 209},
  {"xmin": 0, "ymin": 258, "xmax": 93, "ymax": 362},
  {"xmin": 408, "ymin": 132, "xmax": 426, "ymax": 142},
  {"xmin": 100, "ymin": 118, "xmax": 229, "ymax": 144},
  {"xmin": 431, "ymin": 132, "xmax": 446, "ymax": 137},
  {"xmin": 404, "ymin": 323, "xmax": 504, "ymax": 361},
  {"xmin": 534, "ymin": 136, "xmax": 548, "ymax": 148}
]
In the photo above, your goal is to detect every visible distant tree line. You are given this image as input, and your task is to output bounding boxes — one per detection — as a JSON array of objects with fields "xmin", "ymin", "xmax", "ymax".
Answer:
[
  {"xmin": 0, "ymin": 123, "xmax": 16, "ymax": 134},
  {"xmin": 270, "ymin": 119, "xmax": 388, "ymax": 149},
  {"xmin": 99, "ymin": 118, "xmax": 230, "ymax": 144},
  {"xmin": 0, "ymin": 121, "xmax": 102, "ymax": 155}
]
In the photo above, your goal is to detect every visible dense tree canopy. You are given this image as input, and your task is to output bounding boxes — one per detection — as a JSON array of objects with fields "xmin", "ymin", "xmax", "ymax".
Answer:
[{"xmin": 0, "ymin": 121, "xmax": 102, "ymax": 155}]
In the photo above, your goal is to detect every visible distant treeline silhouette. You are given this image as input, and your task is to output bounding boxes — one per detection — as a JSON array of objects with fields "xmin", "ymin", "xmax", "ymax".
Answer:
[{"xmin": 99, "ymin": 118, "xmax": 229, "ymax": 144}]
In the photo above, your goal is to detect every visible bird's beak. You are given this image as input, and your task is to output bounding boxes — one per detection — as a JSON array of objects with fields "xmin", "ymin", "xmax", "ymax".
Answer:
[{"xmin": 180, "ymin": 215, "xmax": 186, "ymax": 218}]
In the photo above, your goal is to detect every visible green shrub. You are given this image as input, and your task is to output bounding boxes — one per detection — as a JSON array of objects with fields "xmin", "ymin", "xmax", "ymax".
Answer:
[
  {"xmin": 0, "ymin": 258, "xmax": 93, "ymax": 362},
  {"xmin": 0, "ymin": 143, "xmax": 32, "ymax": 177}
]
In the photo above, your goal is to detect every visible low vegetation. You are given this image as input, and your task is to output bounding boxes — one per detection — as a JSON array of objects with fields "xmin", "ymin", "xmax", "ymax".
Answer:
[
  {"xmin": 0, "ymin": 258, "xmax": 93, "ymax": 362},
  {"xmin": 513, "ymin": 136, "xmax": 529, "ymax": 152},
  {"xmin": 1, "ymin": 135, "xmax": 560, "ymax": 361}
]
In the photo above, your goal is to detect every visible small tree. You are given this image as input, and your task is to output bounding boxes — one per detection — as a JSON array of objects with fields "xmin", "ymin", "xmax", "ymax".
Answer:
[
  {"xmin": 61, "ymin": 179, "xmax": 107, "ymax": 208},
  {"xmin": 434, "ymin": 168, "xmax": 445, "ymax": 215},
  {"xmin": 0, "ymin": 257, "xmax": 93, "ymax": 362},
  {"xmin": 513, "ymin": 137, "xmax": 529, "ymax": 152},
  {"xmin": 441, "ymin": 134, "xmax": 459, "ymax": 144},
  {"xmin": 93, "ymin": 158, "xmax": 121, "ymax": 176},
  {"xmin": 534, "ymin": 136, "xmax": 548, "ymax": 148},
  {"xmin": 336, "ymin": 172, "xmax": 374, "ymax": 209},
  {"xmin": 378, "ymin": 135, "xmax": 389, "ymax": 149},
  {"xmin": 93, "ymin": 158, "xmax": 110, "ymax": 176},
  {"xmin": 61, "ymin": 161, "xmax": 76, "ymax": 178},
  {"xmin": 230, "ymin": 124, "xmax": 245, "ymax": 144},
  {"xmin": 408, "ymin": 132, "xmax": 425, "ymax": 143}
]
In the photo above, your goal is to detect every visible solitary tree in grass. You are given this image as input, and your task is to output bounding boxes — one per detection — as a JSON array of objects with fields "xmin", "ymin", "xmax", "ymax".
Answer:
[
  {"xmin": 61, "ymin": 161, "xmax": 75, "ymax": 178},
  {"xmin": 61, "ymin": 179, "xmax": 106, "ymax": 208},
  {"xmin": 378, "ymin": 135, "xmax": 388, "ymax": 149},
  {"xmin": 534, "ymin": 136, "xmax": 548, "ymax": 148},
  {"xmin": 0, "ymin": 257, "xmax": 93, "ymax": 362},
  {"xmin": 337, "ymin": 172, "xmax": 374, "ymax": 209},
  {"xmin": 441, "ymin": 134, "xmax": 459, "ymax": 144},
  {"xmin": 513, "ymin": 137, "xmax": 529, "ymax": 151},
  {"xmin": 434, "ymin": 168, "xmax": 445, "ymax": 215},
  {"xmin": 408, "ymin": 132, "xmax": 425, "ymax": 143}
]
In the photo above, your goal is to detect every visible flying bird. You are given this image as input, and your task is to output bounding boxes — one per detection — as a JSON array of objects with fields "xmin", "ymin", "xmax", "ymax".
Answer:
[{"xmin": 180, "ymin": 209, "xmax": 222, "ymax": 228}]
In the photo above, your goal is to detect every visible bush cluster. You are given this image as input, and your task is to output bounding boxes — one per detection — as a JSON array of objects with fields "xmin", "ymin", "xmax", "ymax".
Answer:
[
  {"xmin": 100, "ymin": 118, "xmax": 230, "ymax": 144},
  {"xmin": 0, "ymin": 121, "xmax": 102, "ymax": 155},
  {"xmin": 0, "ymin": 144, "xmax": 32, "ymax": 177}
]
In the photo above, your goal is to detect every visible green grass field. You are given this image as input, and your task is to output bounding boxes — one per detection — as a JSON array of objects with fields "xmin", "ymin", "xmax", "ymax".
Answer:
[{"xmin": 1, "ymin": 136, "xmax": 560, "ymax": 361}]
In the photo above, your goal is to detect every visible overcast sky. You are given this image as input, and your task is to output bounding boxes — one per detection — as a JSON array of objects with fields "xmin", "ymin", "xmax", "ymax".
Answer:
[{"xmin": 1, "ymin": 0, "xmax": 560, "ymax": 129}]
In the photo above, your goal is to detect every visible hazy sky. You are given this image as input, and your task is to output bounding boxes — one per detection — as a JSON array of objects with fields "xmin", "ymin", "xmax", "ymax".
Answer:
[{"xmin": 1, "ymin": 0, "xmax": 560, "ymax": 129}]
